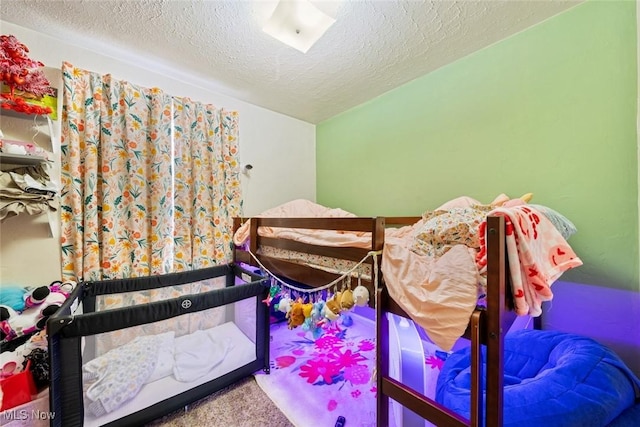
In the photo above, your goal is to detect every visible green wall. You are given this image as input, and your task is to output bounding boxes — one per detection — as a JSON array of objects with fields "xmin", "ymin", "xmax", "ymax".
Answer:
[{"xmin": 316, "ymin": 1, "xmax": 638, "ymax": 290}]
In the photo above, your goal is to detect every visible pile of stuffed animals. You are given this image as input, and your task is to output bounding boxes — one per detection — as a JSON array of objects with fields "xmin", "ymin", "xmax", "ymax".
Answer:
[
  {"xmin": 0, "ymin": 280, "xmax": 76, "ymax": 401},
  {"xmin": 264, "ymin": 279, "xmax": 371, "ymax": 339}
]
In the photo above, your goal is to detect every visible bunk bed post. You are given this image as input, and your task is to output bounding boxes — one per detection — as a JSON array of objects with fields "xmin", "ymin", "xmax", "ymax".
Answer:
[
  {"xmin": 373, "ymin": 217, "xmax": 387, "ymax": 427},
  {"xmin": 485, "ymin": 216, "xmax": 507, "ymax": 427},
  {"xmin": 249, "ymin": 217, "xmax": 259, "ymax": 268},
  {"xmin": 372, "ymin": 217, "xmax": 385, "ymax": 252},
  {"xmin": 469, "ymin": 310, "xmax": 483, "ymax": 427},
  {"xmin": 376, "ymin": 288, "xmax": 390, "ymax": 427}
]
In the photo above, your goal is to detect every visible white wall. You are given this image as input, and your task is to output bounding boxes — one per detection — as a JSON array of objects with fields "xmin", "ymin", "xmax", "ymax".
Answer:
[{"xmin": 0, "ymin": 21, "xmax": 316, "ymax": 286}]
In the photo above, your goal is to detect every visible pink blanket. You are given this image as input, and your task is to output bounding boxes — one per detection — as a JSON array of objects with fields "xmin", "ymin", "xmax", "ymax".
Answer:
[
  {"xmin": 476, "ymin": 205, "xmax": 583, "ymax": 316},
  {"xmin": 233, "ymin": 199, "xmax": 371, "ymax": 248}
]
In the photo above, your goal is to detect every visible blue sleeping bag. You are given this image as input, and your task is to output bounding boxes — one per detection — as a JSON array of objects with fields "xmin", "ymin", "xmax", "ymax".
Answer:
[{"xmin": 436, "ymin": 329, "xmax": 640, "ymax": 427}]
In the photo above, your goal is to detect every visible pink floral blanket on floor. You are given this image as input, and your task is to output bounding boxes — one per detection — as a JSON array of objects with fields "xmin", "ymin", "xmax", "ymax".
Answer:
[
  {"xmin": 255, "ymin": 315, "xmax": 445, "ymax": 427},
  {"xmin": 476, "ymin": 205, "xmax": 583, "ymax": 316}
]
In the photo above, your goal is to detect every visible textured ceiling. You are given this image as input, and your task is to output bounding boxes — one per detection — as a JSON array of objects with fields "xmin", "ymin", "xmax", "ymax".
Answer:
[{"xmin": 1, "ymin": 0, "xmax": 582, "ymax": 124}]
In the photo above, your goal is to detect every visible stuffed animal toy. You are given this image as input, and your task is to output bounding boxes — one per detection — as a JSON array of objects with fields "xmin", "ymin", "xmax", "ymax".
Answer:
[
  {"xmin": 353, "ymin": 285, "xmax": 370, "ymax": 307},
  {"xmin": 23, "ymin": 285, "xmax": 55, "ymax": 308},
  {"xmin": 0, "ymin": 280, "xmax": 76, "ymax": 343},
  {"xmin": 312, "ymin": 301, "xmax": 325, "ymax": 326},
  {"xmin": 302, "ymin": 301, "xmax": 326, "ymax": 339},
  {"xmin": 0, "ymin": 306, "xmax": 32, "ymax": 342},
  {"xmin": 1, "ymin": 294, "xmax": 62, "ymax": 342},
  {"xmin": 262, "ymin": 284, "xmax": 280, "ymax": 306},
  {"xmin": 275, "ymin": 295, "xmax": 292, "ymax": 314},
  {"xmin": 0, "ymin": 286, "xmax": 27, "ymax": 313},
  {"xmin": 340, "ymin": 288, "xmax": 355, "ymax": 310},
  {"xmin": 302, "ymin": 316, "xmax": 313, "ymax": 331},
  {"xmin": 325, "ymin": 292, "xmax": 342, "ymax": 316},
  {"xmin": 322, "ymin": 303, "xmax": 339, "ymax": 321},
  {"xmin": 341, "ymin": 313, "xmax": 353, "ymax": 327},
  {"xmin": 302, "ymin": 302, "xmax": 314, "ymax": 318},
  {"xmin": 286, "ymin": 301, "xmax": 306, "ymax": 329},
  {"xmin": 24, "ymin": 280, "xmax": 75, "ymax": 309}
]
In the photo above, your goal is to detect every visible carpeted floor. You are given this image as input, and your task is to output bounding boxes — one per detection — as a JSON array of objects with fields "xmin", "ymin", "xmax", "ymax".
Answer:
[
  {"xmin": 146, "ymin": 376, "xmax": 294, "ymax": 427},
  {"xmin": 146, "ymin": 315, "xmax": 377, "ymax": 427},
  {"xmin": 146, "ymin": 313, "xmax": 446, "ymax": 427}
]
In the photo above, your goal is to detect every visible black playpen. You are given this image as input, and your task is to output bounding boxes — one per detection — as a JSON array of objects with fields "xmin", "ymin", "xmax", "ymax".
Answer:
[{"xmin": 47, "ymin": 263, "xmax": 269, "ymax": 427}]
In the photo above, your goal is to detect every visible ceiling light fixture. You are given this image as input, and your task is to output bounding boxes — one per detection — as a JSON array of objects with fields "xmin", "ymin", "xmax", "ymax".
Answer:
[{"xmin": 262, "ymin": 0, "xmax": 336, "ymax": 53}]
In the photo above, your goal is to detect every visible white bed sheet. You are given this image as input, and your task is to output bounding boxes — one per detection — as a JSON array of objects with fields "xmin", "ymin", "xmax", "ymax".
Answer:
[{"xmin": 83, "ymin": 321, "xmax": 256, "ymax": 427}]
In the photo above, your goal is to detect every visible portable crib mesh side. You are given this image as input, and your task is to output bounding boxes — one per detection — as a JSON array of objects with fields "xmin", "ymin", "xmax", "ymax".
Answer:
[{"xmin": 47, "ymin": 264, "xmax": 269, "ymax": 427}]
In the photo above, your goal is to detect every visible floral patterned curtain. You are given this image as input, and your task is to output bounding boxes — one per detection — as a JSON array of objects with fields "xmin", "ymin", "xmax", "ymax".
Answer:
[
  {"xmin": 60, "ymin": 62, "xmax": 173, "ymax": 281},
  {"xmin": 171, "ymin": 96, "xmax": 241, "ymax": 272},
  {"xmin": 59, "ymin": 62, "xmax": 242, "ymax": 350},
  {"xmin": 60, "ymin": 62, "xmax": 241, "ymax": 282}
]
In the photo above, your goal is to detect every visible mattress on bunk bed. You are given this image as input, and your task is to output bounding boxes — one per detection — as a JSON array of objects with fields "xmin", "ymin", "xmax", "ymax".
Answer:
[
  {"xmin": 235, "ymin": 197, "xmax": 582, "ymax": 351},
  {"xmin": 83, "ymin": 321, "xmax": 256, "ymax": 427},
  {"xmin": 233, "ymin": 199, "xmax": 372, "ymax": 248},
  {"xmin": 258, "ymin": 245, "xmax": 373, "ymax": 278},
  {"xmin": 234, "ymin": 199, "xmax": 382, "ymax": 279}
]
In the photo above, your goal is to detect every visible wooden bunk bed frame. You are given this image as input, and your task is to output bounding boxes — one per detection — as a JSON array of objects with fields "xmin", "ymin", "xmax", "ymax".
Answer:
[
  {"xmin": 233, "ymin": 216, "xmax": 416, "ymax": 299},
  {"xmin": 232, "ymin": 215, "xmax": 518, "ymax": 427}
]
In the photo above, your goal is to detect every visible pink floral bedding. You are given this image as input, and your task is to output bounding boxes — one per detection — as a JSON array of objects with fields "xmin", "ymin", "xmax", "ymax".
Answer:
[{"xmin": 475, "ymin": 205, "xmax": 582, "ymax": 317}]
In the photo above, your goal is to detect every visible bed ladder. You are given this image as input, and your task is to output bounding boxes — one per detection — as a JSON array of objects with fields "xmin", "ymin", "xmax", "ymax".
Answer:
[{"xmin": 376, "ymin": 216, "xmax": 509, "ymax": 427}]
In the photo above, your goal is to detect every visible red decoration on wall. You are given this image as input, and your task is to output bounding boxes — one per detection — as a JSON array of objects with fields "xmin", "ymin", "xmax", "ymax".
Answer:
[{"xmin": 0, "ymin": 34, "xmax": 55, "ymax": 116}]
